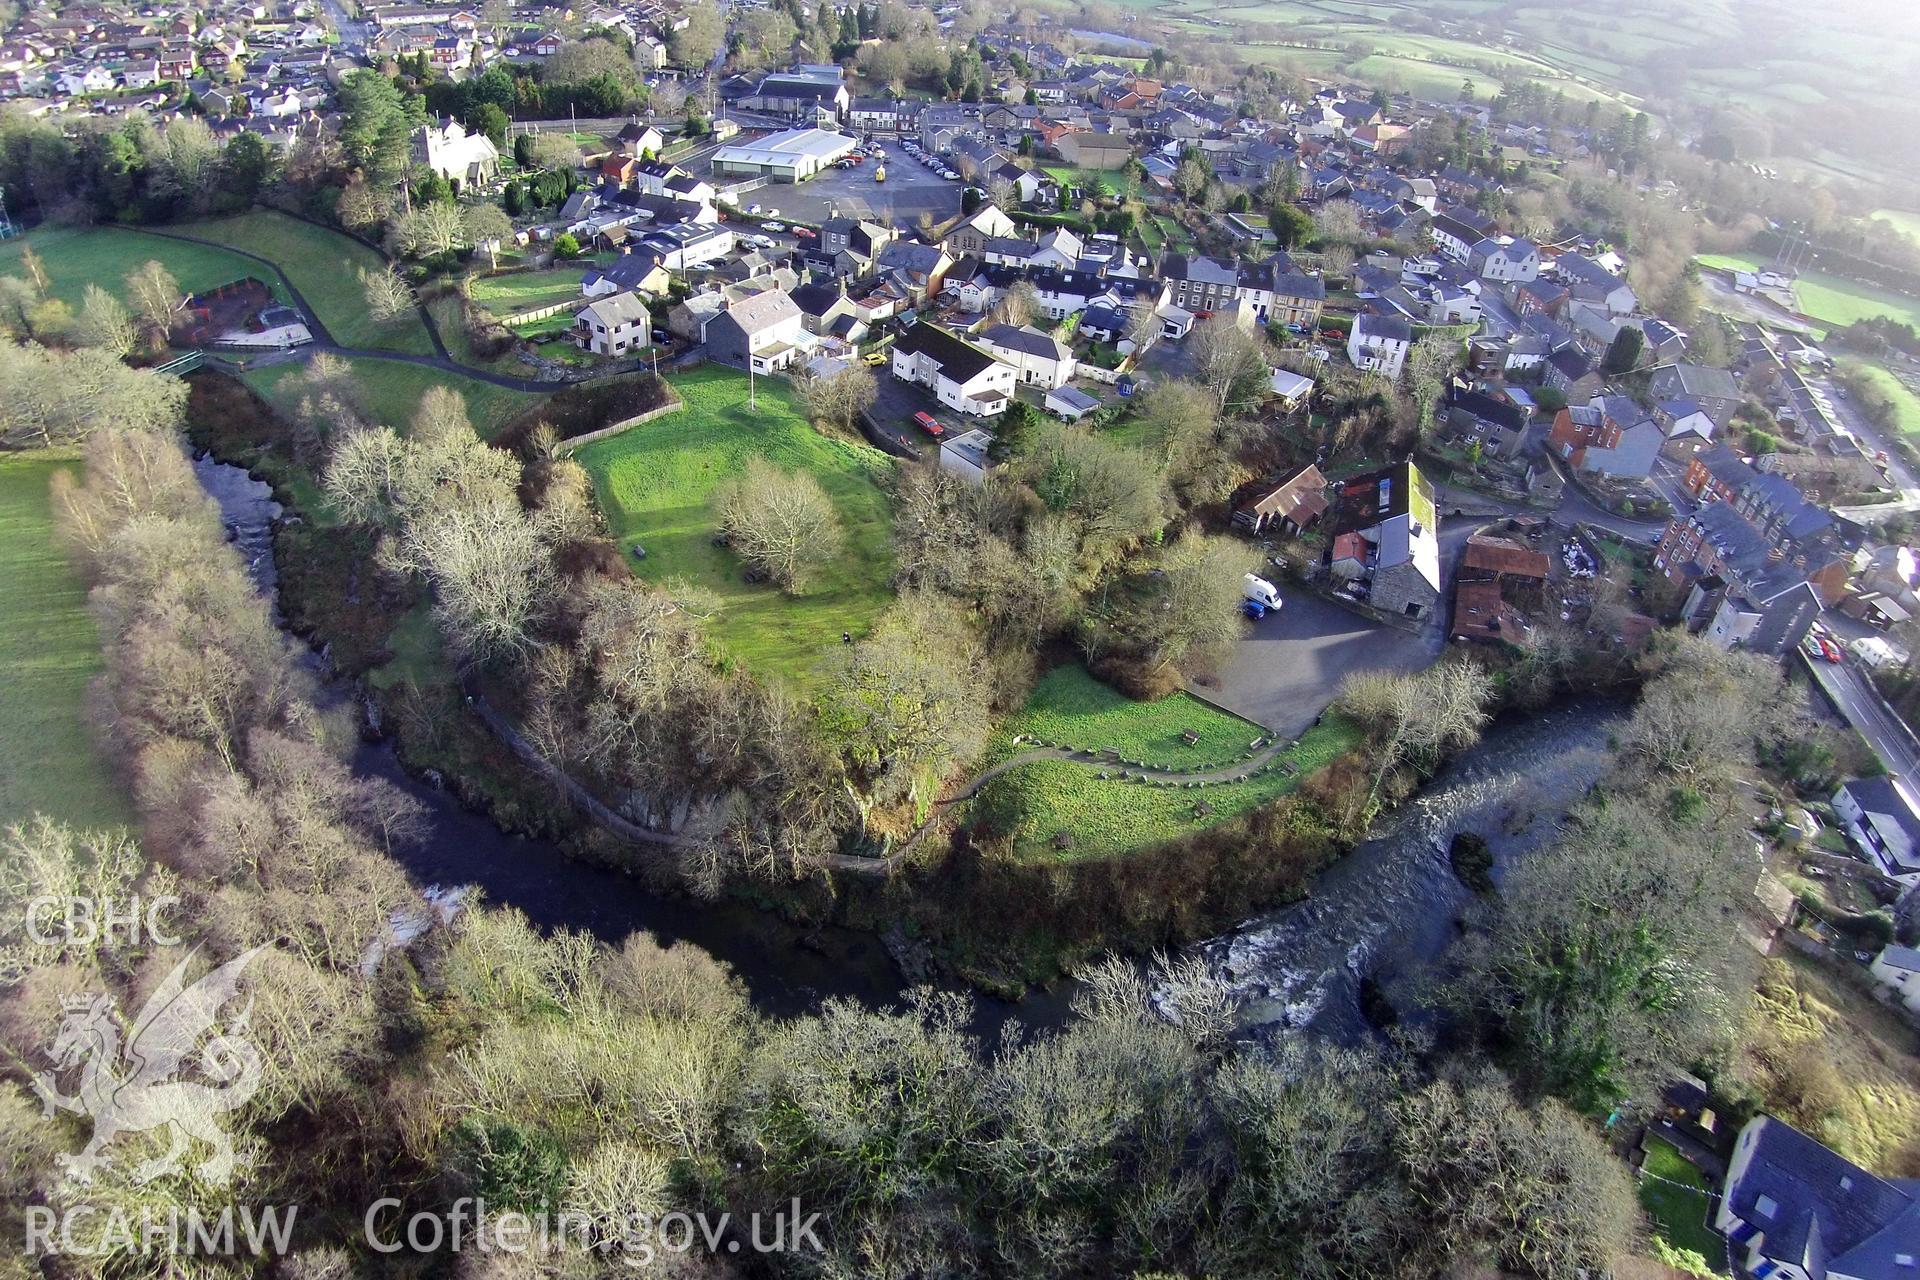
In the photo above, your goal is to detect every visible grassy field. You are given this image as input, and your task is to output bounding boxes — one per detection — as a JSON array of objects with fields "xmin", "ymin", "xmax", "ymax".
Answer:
[
  {"xmin": 469, "ymin": 267, "xmax": 589, "ymax": 315},
  {"xmin": 1696, "ymin": 253, "xmax": 1920, "ymax": 331},
  {"xmin": 975, "ymin": 715, "xmax": 1361, "ymax": 863},
  {"xmin": 0, "ymin": 454, "xmax": 135, "ymax": 833},
  {"xmin": 575, "ymin": 367, "xmax": 896, "ymax": 691},
  {"xmin": 0, "ymin": 226, "xmax": 283, "ymax": 314},
  {"xmin": 989, "ymin": 665, "xmax": 1266, "ymax": 770},
  {"xmin": 1838, "ymin": 359, "xmax": 1920, "ymax": 435},
  {"xmin": 1638, "ymin": 1138, "xmax": 1725, "ymax": 1271},
  {"xmin": 242, "ymin": 357, "xmax": 543, "ymax": 439},
  {"xmin": 178, "ymin": 211, "xmax": 438, "ymax": 355},
  {"xmin": 1873, "ymin": 209, "xmax": 1920, "ymax": 246}
]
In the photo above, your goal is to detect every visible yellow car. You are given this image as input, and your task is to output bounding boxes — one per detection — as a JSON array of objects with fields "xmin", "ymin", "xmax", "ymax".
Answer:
[{"xmin": 862, "ymin": 350, "xmax": 887, "ymax": 366}]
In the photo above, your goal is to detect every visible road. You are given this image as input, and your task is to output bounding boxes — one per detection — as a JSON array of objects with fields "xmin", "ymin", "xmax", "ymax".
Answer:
[
  {"xmin": 1800, "ymin": 650, "xmax": 1920, "ymax": 779},
  {"xmin": 318, "ymin": 0, "xmax": 371, "ymax": 48}
]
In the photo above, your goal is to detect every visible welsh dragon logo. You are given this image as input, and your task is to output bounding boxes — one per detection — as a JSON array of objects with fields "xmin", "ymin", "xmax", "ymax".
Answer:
[{"xmin": 32, "ymin": 945, "xmax": 267, "ymax": 1187}]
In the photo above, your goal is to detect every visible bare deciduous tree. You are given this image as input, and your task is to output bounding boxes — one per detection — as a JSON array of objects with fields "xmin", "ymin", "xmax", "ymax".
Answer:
[
  {"xmin": 77, "ymin": 284, "xmax": 139, "ymax": 358},
  {"xmin": 715, "ymin": 459, "xmax": 845, "ymax": 594},
  {"xmin": 797, "ymin": 361, "xmax": 877, "ymax": 434},
  {"xmin": 359, "ymin": 264, "xmax": 415, "ymax": 323},
  {"xmin": 125, "ymin": 259, "xmax": 181, "ymax": 341}
]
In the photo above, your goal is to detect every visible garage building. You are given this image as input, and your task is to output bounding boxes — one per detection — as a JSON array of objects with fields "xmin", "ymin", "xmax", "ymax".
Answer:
[{"xmin": 710, "ymin": 129, "xmax": 858, "ymax": 183}]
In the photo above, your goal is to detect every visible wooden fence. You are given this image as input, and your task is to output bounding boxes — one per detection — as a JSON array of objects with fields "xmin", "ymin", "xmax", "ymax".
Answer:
[
  {"xmin": 500, "ymin": 298, "xmax": 584, "ymax": 328},
  {"xmin": 556, "ymin": 386, "xmax": 685, "ymax": 454}
]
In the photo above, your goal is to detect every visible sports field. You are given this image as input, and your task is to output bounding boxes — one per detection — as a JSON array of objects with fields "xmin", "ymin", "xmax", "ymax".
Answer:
[
  {"xmin": 0, "ymin": 454, "xmax": 135, "ymax": 832},
  {"xmin": 575, "ymin": 367, "xmax": 896, "ymax": 691},
  {"xmin": 1696, "ymin": 254, "xmax": 1920, "ymax": 332}
]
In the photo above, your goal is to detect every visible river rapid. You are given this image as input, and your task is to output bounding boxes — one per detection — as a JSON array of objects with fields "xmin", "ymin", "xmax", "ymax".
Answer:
[{"xmin": 198, "ymin": 455, "xmax": 1622, "ymax": 1039}]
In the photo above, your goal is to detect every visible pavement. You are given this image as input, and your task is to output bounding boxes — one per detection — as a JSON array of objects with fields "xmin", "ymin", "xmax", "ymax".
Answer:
[
  {"xmin": 1200, "ymin": 588, "xmax": 1442, "ymax": 738},
  {"xmin": 696, "ymin": 145, "xmax": 965, "ymax": 232},
  {"xmin": 1800, "ymin": 649, "xmax": 1920, "ymax": 780}
]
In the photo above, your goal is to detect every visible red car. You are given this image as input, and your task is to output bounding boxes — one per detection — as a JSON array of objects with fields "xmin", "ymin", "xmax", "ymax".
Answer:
[
  {"xmin": 1819, "ymin": 637, "xmax": 1845, "ymax": 664},
  {"xmin": 912, "ymin": 411, "xmax": 945, "ymax": 438},
  {"xmin": 794, "ymin": 226, "xmax": 818, "ymax": 239}
]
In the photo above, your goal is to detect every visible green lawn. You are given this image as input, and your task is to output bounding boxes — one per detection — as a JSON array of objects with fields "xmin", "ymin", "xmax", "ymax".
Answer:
[
  {"xmin": 575, "ymin": 367, "xmax": 897, "ymax": 691},
  {"xmin": 242, "ymin": 357, "xmax": 543, "ymax": 440},
  {"xmin": 989, "ymin": 665, "xmax": 1266, "ymax": 770},
  {"xmin": 1838, "ymin": 359, "xmax": 1920, "ymax": 435},
  {"xmin": 177, "ymin": 210, "xmax": 438, "ymax": 355},
  {"xmin": 470, "ymin": 267, "xmax": 589, "ymax": 314},
  {"xmin": 0, "ymin": 454, "xmax": 135, "ymax": 833},
  {"xmin": 975, "ymin": 715, "xmax": 1361, "ymax": 863},
  {"xmin": 1695, "ymin": 253, "xmax": 1920, "ymax": 331},
  {"xmin": 0, "ymin": 225, "xmax": 283, "ymax": 314},
  {"xmin": 1639, "ymin": 1138, "xmax": 1726, "ymax": 1272}
]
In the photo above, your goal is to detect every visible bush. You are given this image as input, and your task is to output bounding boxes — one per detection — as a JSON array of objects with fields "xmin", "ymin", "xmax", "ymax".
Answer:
[
  {"xmin": 554, "ymin": 232, "xmax": 582, "ymax": 258},
  {"xmin": 1450, "ymin": 831, "xmax": 1494, "ymax": 892}
]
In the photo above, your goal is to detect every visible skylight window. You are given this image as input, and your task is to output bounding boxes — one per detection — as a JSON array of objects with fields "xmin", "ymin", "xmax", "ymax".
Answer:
[{"xmin": 1756, "ymin": 1195, "xmax": 1779, "ymax": 1220}]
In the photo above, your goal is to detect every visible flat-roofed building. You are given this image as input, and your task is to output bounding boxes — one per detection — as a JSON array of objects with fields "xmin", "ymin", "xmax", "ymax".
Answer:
[{"xmin": 710, "ymin": 128, "xmax": 856, "ymax": 182}]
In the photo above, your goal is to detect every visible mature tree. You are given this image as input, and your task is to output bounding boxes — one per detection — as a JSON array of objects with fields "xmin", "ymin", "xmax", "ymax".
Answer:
[
  {"xmin": 990, "ymin": 280, "xmax": 1041, "ymax": 328},
  {"xmin": 1312, "ymin": 199, "xmax": 1364, "ymax": 247},
  {"xmin": 337, "ymin": 174, "xmax": 391, "ymax": 232},
  {"xmin": 1394, "ymin": 1077, "xmax": 1640, "ymax": 1278},
  {"xmin": 1083, "ymin": 532, "xmax": 1259, "ymax": 675},
  {"xmin": 1450, "ymin": 794, "xmax": 1748, "ymax": 1109},
  {"xmin": 1602, "ymin": 325, "xmax": 1644, "ymax": 374},
  {"xmin": 0, "ymin": 344, "xmax": 188, "ymax": 448},
  {"xmin": 337, "ymin": 68, "xmax": 422, "ymax": 186},
  {"xmin": 76, "ymin": 283, "xmax": 138, "ymax": 357},
  {"xmin": 1338, "ymin": 661, "xmax": 1493, "ymax": 811},
  {"xmin": 324, "ymin": 396, "xmax": 556, "ymax": 663},
  {"xmin": 359, "ymin": 264, "xmax": 415, "ymax": 323},
  {"xmin": 1170, "ymin": 155, "xmax": 1207, "ymax": 202},
  {"xmin": 668, "ymin": 4, "xmax": 723, "ymax": 69},
  {"xmin": 397, "ymin": 200, "xmax": 468, "ymax": 256},
  {"xmin": 463, "ymin": 201, "xmax": 514, "ymax": 266},
  {"xmin": 1017, "ymin": 421, "xmax": 1166, "ymax": 569},
  {"xmin": 715, "ymin": 460, "xmax": 845, "ymax": 595},
  {"xmin": 124, "ymin": 259, "xmax": 181, "ymax": 342},
  {"xmin": 797, "ymin": 361, "xmax": 877, "ymax": 435},
  {"xmin": 820, "ymin": 593, "xmax": 992, "ymax": 820},
  {"xmin": 528, "ymin": 133, "xmax": 584, "ymax": 172},
  {"xmin": 1189, "ymin": 316, "xmax": 1272, "ymax": 415}
]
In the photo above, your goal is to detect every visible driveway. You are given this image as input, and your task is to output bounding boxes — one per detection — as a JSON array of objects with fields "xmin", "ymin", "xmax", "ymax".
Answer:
[
  {"xmin": 1199, "ymin": 589, "xmax": 1442, "ymax": 737},
  {"xmin": 865, "ymin": 366, "xmax": 953, "ymax": 453}
]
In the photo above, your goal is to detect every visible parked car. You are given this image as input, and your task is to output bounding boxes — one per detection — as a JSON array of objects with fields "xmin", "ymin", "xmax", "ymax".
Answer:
[
  {"xmin": 1819, "ymin": 637, "xmax": 1845, "ymax": 663},
  {"xmin": 748, "ymin": 203, "xmax": 762, "ymax": 214},
  {"xmin": 863, "ymin": 350, "xmax": 887, "ymax": 366},
  {"xmin": 651, "ymin": 328, "xmax": 671, "ymax": 343},
  {"xmin": 761, "ymin": 220, "xmax": 787, "ymax": 232},
  {"xmin": 794, "ymin": 226, "xmax": 818, "ymax": 239},
  {"xmin": 912, "ymin": 411, "xmax": 946, "ymax": 438}
]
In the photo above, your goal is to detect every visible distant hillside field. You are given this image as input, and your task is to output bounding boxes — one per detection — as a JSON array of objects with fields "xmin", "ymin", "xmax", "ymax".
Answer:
[{"xmin": 1084, "ymin": 0, "xmax": 1917, "ymax": 189}]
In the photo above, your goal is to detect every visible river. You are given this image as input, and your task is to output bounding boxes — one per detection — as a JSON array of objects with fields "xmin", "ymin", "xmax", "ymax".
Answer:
[
  {"xmin": 1170, "ymin": 702, "xmax": 1624, "ymax": 1041},
  {"xmin": 197, "ymin": 456, "xmax": 1621, "ymax": 1039}
]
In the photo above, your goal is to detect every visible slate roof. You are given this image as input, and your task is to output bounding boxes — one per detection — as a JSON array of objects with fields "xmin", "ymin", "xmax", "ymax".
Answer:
[
  {"xmin": 980, "ymin": 322, "xmax": 1068, "ymax": 361},
  {"xmin": 893, "ymin": 322, "xmax": 1000, "ymax": 383},
  {"xmin": 1726, "ymin": 1116, "xmax": 1920, "ymax": 1280}
]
